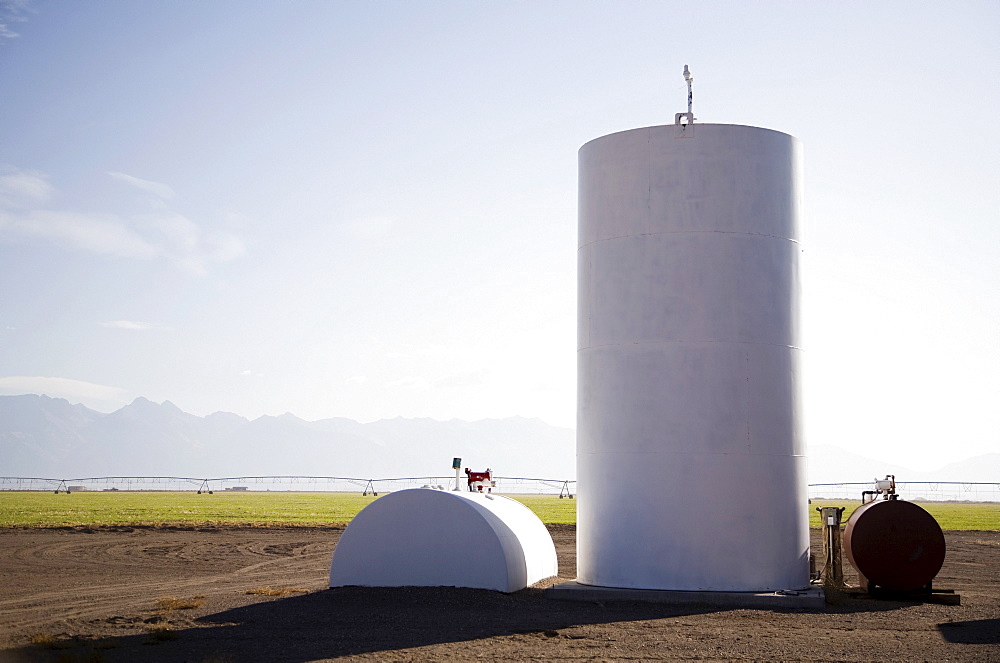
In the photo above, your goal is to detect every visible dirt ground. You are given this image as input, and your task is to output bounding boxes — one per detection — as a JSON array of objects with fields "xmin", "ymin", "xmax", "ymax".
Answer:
[{"xmin": 1, "ymin": 525, "xmax": 998, "ymax": 662}]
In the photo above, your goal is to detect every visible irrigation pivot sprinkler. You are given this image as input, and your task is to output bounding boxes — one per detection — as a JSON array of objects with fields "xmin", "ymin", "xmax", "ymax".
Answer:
[{"xmin": 464, "ymin": 467, "xmax": 495, "ymax": 493}]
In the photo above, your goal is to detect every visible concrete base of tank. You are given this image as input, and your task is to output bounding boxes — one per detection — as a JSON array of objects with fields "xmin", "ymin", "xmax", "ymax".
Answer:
[{"xmin": 545, "ymin": 581, "xmax": 826, "ymax": 609}]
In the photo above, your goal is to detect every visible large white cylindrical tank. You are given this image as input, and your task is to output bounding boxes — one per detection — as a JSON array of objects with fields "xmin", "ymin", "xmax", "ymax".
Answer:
[{"xmin": 577, "ymin": 123, "xmax": 809, "ymax": 591}]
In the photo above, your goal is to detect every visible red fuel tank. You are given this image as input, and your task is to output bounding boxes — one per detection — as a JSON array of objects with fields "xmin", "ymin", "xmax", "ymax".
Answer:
[{"xmin": 843, "ymin": 499, "xmax": 945, "ymax": 592}]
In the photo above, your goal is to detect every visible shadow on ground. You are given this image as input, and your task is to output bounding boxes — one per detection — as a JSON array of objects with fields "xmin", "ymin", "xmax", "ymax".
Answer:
[
  {"xmin": 2, "ymin": 584, "xmax": 918, "ymax": 663},
  {"xmin": 937, "ymin": 618, "xmax": 1000, "ymax": 644}
]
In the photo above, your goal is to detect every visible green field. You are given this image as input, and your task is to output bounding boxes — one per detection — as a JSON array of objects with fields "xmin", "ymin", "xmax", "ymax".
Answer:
[
  {"xmin": 0, "ymin": 492, "xmax": 997, "ymax": 530},
  {"xmin": 808, "ymin": 499, "xmax": 1000, "ymax": 531},
  {"xmin": 0, "ymin": 491, "xmax": 578, "ymax": 528}
]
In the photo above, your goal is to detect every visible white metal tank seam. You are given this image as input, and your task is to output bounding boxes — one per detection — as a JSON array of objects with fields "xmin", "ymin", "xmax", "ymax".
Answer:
[
  {"xmin": 578, "ymin": 341, "xmax": 804, "ymax": 351},
  {"xmin": 579, "ymin": 231, "xmax": 801, "ymax": 250},
  {"xmin": 578, "ymin": 450, "xmax": 808, "ymax": 458}
]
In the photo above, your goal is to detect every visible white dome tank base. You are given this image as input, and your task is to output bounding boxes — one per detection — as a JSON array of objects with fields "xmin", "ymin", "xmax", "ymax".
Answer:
[{"xmin": 329, "ymin": 489, "xmax": 557, "ymax": 593}]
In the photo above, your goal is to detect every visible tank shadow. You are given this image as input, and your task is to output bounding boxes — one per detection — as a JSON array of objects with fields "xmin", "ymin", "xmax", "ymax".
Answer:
[
  {"xmin": 1, "ymin": 584, "xmax": 914, "ymax": 662},
  {"xmin": 937, "ymin": 618, "xmax": 1000, "ymax": 644}
]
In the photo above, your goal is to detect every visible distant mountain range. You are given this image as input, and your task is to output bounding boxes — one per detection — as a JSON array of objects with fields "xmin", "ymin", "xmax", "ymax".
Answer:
[
  {"xmin": 805, "ymin": 444, "xmax": 998, "ymax": 485},
  {"xmin": 0, "ymin": 395, "xmax": 574, "ymax": 480},
  {"xmin": 1, "ymin": 394, "xmax": 996, "ymax": 485}
]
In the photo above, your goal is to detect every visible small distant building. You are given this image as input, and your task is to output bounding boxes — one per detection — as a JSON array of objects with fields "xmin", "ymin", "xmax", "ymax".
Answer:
[
  {"xmin": 224, "ymin": 486, "xmax": 249, "ymax": 491},
  {"xmin": 67, "ymin": 485, "xmax": 87, "ymax": 492}
]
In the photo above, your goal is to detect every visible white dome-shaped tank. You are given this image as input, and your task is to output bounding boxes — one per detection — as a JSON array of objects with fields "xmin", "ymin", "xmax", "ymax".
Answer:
[
  {"xmin": 577, "ymin": 122, "xmax": 809, "ymax": 591},
  {"xmin": 329, "ymin": 489, "xmax": 557, "ymax": 593}
]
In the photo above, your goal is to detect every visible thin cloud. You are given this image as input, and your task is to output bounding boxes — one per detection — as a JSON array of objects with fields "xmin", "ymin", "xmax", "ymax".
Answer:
[
  {"xmin": 148, "ymin": 212, "xmax": 200, "ymax": 251},
  {"xmin": 340, "ymin": 215, "xmax": 393, "ymax": 241},
  {"xmin": 0, "ymin": 166, "xmax": 245, "ymax": 274},
  {"xmin": 0, "ymin": 165, "xmax": 54, "ymax": 208},
  {"xmin": 0, "ymin": 0, "xmax": 31, "ymax": 42},
  {"xmin": 108, "ymin": 171, "xmax": 176, "ymax": 200},
  {"xmin": 207, "ymin": 230, "xmax": 245, "ymax": 261},
  {"xmin": 3, "ymin": 209, "xmax": 159, "ymax": 258},
  {"xmin": 388, "ymin": 376, "xmax": 431, "ymax": 391},
  {"xmin": 434, "ymin": 370, "xmax": 488, "ymax": 389},
  {"xmin": 100, "ymin": 320, "xmax": 155, "ymax": 331},
  {"xmin": 0, "ymin": 375, "xmax": 130, "ymax": 412},
  {"xmin": 142, "ymin": 212, "xmax": 245, "ymax": 274}
]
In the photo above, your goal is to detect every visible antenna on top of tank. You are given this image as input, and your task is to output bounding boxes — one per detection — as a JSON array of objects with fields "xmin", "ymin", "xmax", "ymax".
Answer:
[{"xmin": 675, "ymin": 64, "xmax": 696, "ymax": 126}]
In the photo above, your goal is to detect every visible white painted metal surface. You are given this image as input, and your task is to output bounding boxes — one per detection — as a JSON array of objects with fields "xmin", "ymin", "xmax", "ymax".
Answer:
[
  {"xmin": 577, "ymin": 123, "xmax": 809, "ymax": 591},
  {"xmin": 329, "ymin": 488, "xmax": 557, "ymax": 592}
]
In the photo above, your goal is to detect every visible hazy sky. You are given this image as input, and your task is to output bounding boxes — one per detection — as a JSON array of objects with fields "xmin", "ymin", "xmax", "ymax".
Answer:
[{"xmin": 1, "ymin": 1, "xmax": 997, "ymax": 471}]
